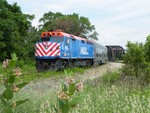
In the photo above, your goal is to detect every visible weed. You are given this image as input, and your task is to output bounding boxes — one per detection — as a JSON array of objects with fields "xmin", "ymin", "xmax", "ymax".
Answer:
[
  {"xmin": 0, "ymin": 53, "xmax": 29, "ymax": 113},
  {"xmin": 102, "ymin": 71, "xmax": 120, "ymax": 84},
  {"xmin": 54, "ymin": 77, "xmax": 85, "ymax": 113}
]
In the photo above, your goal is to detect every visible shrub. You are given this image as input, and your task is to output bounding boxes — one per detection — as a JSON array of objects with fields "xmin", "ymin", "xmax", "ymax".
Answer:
[{"xmin": 122, "ymin": 41, "xmax": 150, "ymax": 84}]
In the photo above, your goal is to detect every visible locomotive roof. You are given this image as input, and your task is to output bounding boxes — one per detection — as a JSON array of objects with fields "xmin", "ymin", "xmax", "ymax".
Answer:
[{"xmin": 41, "ymin": 31, "xmax": 93, "ymax": 44}]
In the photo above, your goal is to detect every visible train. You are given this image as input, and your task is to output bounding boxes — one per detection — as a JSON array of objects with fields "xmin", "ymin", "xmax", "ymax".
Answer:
[{"xmin": 35, "ymin": 30, "xmax": 108, "ymax": 71}]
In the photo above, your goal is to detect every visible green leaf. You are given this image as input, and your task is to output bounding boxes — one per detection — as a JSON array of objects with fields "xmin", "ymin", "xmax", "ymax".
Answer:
[
  {"xmin": 2, "ymin": 88, "xmax": 13, "ymax": 100},
  {"xmin": 11, "ymin": 53, "xmax": 18, "ymax": 61},
  {"xmin": 68, "ymin": 83, "xmax": 76, "ymax": 95},
  {"xmin": 58, "ymin": 99, "xmax": 70, "ymax": 113},
  {"xmin": 8, "ymin": 60, "xmax": 16, "ymax": 68},
  {"xmin": 3, "ymin": 106, "xmax": 13, "ymax": 113},
  {"xmin": 17, "ymin": 82, "xmax": 29, "ymax": 89},
  {"xmin": 8, "ymin": 75, "xmax": 16, "ymax": 83},
  {"xmin": 70, "ymin": 95, "xmax": 85, "ymax": 106},
  {"xmin": 15, "ymin": 99, "xmax": 29, "ymax": 106},
  {"xmin": 60, "ymin": 80, "xmax": 67, "ymax": 92},
  {"xmin": 58, "ymin": 99, "xmax": 65, "ymax": 109},
  {"xmin": 63, "ymin": 84, "xmax": 67, "ymax": 93},
  {"xmin": 0, "ymin": 95, "xmax": 7, "ymax": 106}
]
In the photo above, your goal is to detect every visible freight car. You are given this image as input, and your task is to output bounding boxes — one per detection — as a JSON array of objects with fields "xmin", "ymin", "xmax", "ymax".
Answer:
[{"xmin": 35, "ymin": 30, "xmax": 107, "ymax": 71}]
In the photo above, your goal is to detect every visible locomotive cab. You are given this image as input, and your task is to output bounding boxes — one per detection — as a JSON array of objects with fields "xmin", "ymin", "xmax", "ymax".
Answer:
[
  {"xmin": 35, "ymin": 32, "xmax": 65, "ymax": 59},
  {"xmin": 35, "ymin": 31, "xmax": 65, "ymax": 71}
]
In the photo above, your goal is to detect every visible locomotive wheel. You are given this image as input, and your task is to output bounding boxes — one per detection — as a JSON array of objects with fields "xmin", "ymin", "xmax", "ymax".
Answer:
[
  {"xmin": 92, "ymin": 61, "xmax": 97, "ymax": 68},
  {"xmin": 86, "ymin": 60, "xmax": 92, "ymax": 67},
  {"xmin": 50, "ymin": 60, "xmax": 62, "ymax": 71},
  {"xmin": 68, "ymin": 60, "xmax": 75, "ymax": 68},
  {"xmin": 36, "ymin": 60, "xmax": 45, "ymax": 72}
]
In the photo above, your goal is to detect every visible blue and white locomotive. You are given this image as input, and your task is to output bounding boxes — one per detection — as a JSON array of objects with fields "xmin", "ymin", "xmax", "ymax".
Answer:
[{"xmin": 35, "ymin": 30, "xmax": 107, "ymax": 71}]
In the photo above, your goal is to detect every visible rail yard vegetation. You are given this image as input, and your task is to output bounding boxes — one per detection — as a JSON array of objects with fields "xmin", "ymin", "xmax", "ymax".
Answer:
[{"xmin": 0, "ymin": 0, "xmax": 150, "ymax": 113}]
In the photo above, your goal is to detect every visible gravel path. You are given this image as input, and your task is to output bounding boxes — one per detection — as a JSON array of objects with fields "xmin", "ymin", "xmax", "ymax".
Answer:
[
  {"xmin": 23, "ymin": 62, "xmax": 124, "ymax": 94},
  {"xmin": 75, "ymin": 62, "xmax": 124, "ymax": 81}
]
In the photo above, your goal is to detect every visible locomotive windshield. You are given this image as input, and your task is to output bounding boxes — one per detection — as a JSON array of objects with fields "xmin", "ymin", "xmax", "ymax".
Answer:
[
  {"xmin": 40, "ymin": 37, "xmax": 50, "ymax": 42},
  {"xmin": 51, "ymin": 36, "xmax": 64, "ymax": 43},
  {"xmin": 39, "ymin": 36, "xmax": 64, "ymax": 43}
]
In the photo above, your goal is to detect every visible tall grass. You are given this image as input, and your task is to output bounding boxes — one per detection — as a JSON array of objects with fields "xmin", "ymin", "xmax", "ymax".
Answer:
[
  {"xmin": 0, "ymin": 62, "xmax": 149, "ymax": 113},
  {"xmin": 1, "ymin": 71, "xmax": 149, "ymax": 113},
  {"xmin": 76, "ymin": 74, "xmax": 150, "ymax": 113}
]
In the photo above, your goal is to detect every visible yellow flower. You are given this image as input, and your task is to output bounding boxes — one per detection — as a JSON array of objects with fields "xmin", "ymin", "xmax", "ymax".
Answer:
[
  {"xmin": 76, "ymin": 81, "xmax": 83, "ymax": 92},
  {"xmin": 14, "ymin": 67, "xmax": 22, "ymax": 76},
  {"xmin": 2, "ymin": 59, "xmax": 10, "ymax": 68},
  {"xmin": 57, "ymin": 91, "xmax": 69, "ymax": 100}
]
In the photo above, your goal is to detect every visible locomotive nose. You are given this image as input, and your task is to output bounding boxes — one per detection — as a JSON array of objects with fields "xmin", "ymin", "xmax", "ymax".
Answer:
[{"xmin": 35, "ymin": 42, "xmax": 60, "ymax": 57}]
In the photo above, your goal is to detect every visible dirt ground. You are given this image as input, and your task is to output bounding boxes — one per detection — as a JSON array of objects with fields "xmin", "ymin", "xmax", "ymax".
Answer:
[
  {"xmin": 75, "ymin": 62, "xmax": 124, "ymax": 81},
  {"xmin": 25, "ymin": 62, "xmax": 124, "ymax": 93}
]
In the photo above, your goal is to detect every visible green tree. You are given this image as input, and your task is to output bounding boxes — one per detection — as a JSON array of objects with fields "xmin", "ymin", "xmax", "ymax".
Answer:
[
  {"xmin": 21, "ymin": 26, "xmax": 39, "ymax": 62},
  {"xmin": 39, "ymin": 11, "xmax": 98, "ymax": 40},
  {"xmin": 54, "ymin": 14, "xmax": 80, "ymax": 36},
  {"xmin": 38, "ymin": 11, "xmax": 63, "ymax": 32},
  {"xmin": 0, "ymin": 0, "xmax": 34, "ymax": 61}
]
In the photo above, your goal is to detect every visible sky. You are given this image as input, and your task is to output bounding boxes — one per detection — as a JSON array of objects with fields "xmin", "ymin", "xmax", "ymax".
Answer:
[{"xmin": 7, "ymin": 0, "xmax": 150, "ymax": 48}]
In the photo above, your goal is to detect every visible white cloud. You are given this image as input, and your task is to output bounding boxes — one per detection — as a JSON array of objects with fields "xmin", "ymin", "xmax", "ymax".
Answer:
[
  {"xmin": 7, "ymin": 0, "xmax": 150, "ymax": 48},
  {"xmin": 93, "ymin": 20, "xmax": 149, "ymax": 48}
]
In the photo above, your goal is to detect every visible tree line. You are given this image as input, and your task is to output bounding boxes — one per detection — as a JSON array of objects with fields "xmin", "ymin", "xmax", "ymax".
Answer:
[{"xmin": 0, "ymin": 0, "xmax": 98, "ymax": 62}]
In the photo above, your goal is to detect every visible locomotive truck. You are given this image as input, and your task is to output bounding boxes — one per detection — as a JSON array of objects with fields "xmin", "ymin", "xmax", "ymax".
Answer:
[{"xmin": 35, "ymin": 30, "xmax": 107, "ymax": 71}]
